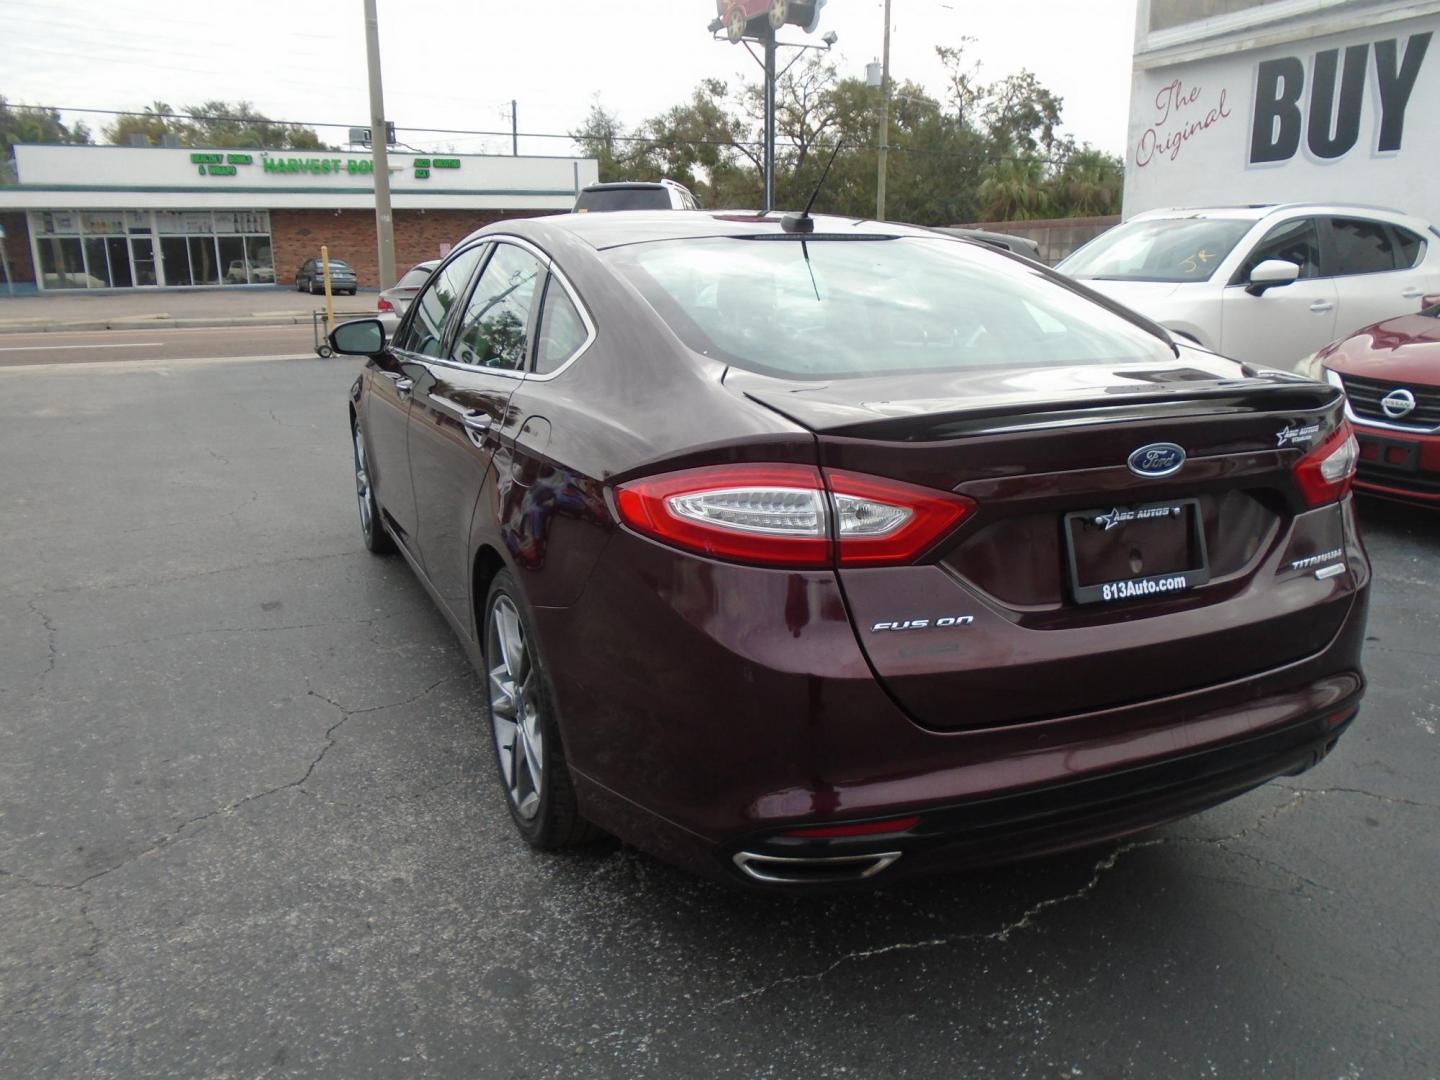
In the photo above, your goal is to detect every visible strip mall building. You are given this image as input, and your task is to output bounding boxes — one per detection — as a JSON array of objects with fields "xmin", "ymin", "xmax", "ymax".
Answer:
[{"xmin": 0, "ymin": 144, "xmax": 598, "ymax": 292}]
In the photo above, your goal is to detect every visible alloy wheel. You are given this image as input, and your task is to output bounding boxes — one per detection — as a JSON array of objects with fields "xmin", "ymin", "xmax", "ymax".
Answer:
[{"xmin": 488, "ymin": 595, "xmax": 544, "ymax": 819}]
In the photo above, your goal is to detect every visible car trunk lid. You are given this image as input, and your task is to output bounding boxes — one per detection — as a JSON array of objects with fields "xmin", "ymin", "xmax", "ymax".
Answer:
[{"xmin": 729, "ymin": 361, "xmax": 1355, "ymax": 730}]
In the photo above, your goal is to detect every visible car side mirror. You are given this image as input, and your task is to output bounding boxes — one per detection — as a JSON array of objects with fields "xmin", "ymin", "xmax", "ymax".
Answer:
[
  {"xmin": 1245, "ymin": 259, "xmax": 1300, "ymax": 297},
  {"xmin": 329, "ymin": 318, "xmax": 387, "ymax": 357}
]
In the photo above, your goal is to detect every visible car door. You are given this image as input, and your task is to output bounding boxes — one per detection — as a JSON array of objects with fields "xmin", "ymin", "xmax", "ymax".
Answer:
[
  {"xmin": 407, "ymin": 239, "xmax": 547, "ymax": 625},
  {"xmin": 366, "ymin": 243, "xmax": 487, "ymax": 553},
  {"xmin": 1220, "ymin": 216, "xmax": 1337, "ymax": 369},
  {"xmin": 1325, "ymin": 217, "xmax": 1430, "ymax": 335}
]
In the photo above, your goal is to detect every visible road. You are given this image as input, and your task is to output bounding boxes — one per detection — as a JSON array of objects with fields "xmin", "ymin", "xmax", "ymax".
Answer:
[
  {"xmin": 0, "ymin": 323, "xmax": 316, "ymax": 367},
  {"xmin": 1, "ymin": 346, "xmax": 1437, "ymax": 1079}
]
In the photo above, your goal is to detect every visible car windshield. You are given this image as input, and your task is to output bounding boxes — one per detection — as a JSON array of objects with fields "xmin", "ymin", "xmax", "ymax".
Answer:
[
  {"xmin": 605, "ymin": 236, "xmax": 1173, "ymax": 380},
  {"xmin": 575, "ymin": 187, "xmax": 670, "ymax": 212},
  {"xmin": 1059, "ymin": 218, "xmax": 1254, "ymax": 283}
]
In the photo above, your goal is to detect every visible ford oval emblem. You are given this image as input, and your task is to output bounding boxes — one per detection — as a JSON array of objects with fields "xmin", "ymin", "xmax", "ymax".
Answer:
[{"xmin": 1127, "ymin": 442, "xmax": 1186, "ymax": 478}]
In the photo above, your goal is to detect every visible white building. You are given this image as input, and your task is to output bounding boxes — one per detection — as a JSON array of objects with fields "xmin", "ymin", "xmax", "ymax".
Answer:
[{"xmin": 1124, "ymin": 0, "xmax": 1440, "ymax": 223}]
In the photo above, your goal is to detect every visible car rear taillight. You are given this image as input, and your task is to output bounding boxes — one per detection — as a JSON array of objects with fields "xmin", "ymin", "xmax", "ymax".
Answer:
[
  {"xmin": 613, "ymin": 464, "xmax": 974, "ymax": 568},
  {"xmin": 377, "ymin": 297, "xmax": 395, "ymax": 312},
  {"xmin": 1294, "ymin": 421, "xmax": 1359, "ymax": 507}
]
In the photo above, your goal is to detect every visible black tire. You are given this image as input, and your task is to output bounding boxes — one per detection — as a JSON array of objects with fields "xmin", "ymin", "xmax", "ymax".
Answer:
[
  {"xmin": 351, "ymin": 419, "xmax": 394, "ymax": 554},
  {"xmin": 482, "ymin": 570, "xmax": 598, "ymax": 848},
  {"xmin": 317, "ymin": 345, "xmax": 334, "ymax": 359}
]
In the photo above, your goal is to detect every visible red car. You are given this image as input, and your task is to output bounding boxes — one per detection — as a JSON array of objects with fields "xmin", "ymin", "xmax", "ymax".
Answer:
[{"xmin": 1309, "ymin": 299, "xmax": 1440, "ymax": 505}]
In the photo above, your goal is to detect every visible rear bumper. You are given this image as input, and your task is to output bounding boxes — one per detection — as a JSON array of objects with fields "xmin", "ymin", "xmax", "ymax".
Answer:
[
  {"xmin": 541, "ymin": 527, "xmax": 1370, "ymax": 889},
  {"xmin": 1353, "ymin": 422, "xmax": 1440, "ymax": 504}
]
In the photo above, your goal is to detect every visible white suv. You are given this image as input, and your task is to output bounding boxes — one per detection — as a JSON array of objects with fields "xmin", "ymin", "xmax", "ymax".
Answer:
[{"xmin": 1059, "ymin": 204, "xmax": 1440, "ymax": 369}]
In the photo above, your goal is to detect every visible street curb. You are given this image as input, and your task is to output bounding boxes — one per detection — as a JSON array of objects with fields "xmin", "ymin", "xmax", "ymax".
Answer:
[{"xmin": 0, "ymin": 315, "xmax": 317, "ymax": 335}]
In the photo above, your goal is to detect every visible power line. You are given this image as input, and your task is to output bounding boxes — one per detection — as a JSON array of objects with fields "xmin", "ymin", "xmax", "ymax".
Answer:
[{"xmin": 11, "ymin": 103, "xmax": 1096, "ymax": 168}]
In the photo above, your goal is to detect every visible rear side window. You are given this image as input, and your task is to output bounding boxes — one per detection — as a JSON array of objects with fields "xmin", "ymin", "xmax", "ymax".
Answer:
[
  {"xmin": 533, "ymin": 278, "xmax": 588, "ymax": 374},
  {"xmin": 1394, "ymin": 227, "xmax": 1427, "ymax": 269},
  {"xmin": 1329, "ymin": 218, "xmax": 1397, "ymax": 275},
  {"xmin": 575, "ymin": 187, "xmax": 671, "ymax": 212},
  {"xmin": 394, "ymin": 244, "xmax": 485, "ymax": 357},
  {"xmin": 1237, "ymin": 218, "xmax": 1321, "ymax": 282},
  {"xmin": 451, "ymin": 243, "xmax": 545, "ymax": 370},
  {"xmin": 607, "ymin": 236, "xmax": 1174, "ymax": 380}
]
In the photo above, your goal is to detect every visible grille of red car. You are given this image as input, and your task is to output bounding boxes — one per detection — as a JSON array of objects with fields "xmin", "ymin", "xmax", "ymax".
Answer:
[{"xmin": 1338, "ymin": 373, "xmax": 1440, "ymax": 430}]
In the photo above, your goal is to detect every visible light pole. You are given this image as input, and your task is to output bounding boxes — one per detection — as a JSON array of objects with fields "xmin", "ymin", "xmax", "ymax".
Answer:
[
  {"xmin": 875, "ymin": 0, "xmax": 892, "ymax": 222},
  {"xmin": 363, "ymin": 0, "xmax": 397, "ymax": 290}
]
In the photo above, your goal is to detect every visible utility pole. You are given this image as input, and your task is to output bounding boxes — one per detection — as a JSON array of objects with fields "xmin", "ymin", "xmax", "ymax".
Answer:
[
  {"xmin": 763, "ymin": 24, "xmax": 777, "ymax": 212},
  {"xmin": 511, "ymin": 100, "xmax": 519, "ymax": 156},
  {"xmin": 875, "ymin": 0, "xmax": 892, "ymax": 221},
  {"xmin": 363, "ymin": 0, "xmax": 397, "ymax": 289}
]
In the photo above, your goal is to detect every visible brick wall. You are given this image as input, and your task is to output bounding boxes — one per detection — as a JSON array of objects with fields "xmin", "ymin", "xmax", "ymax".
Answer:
[
  {"xmin": 271, "ymin": 208, "xmax": 553, "ymax": 289},
  {"xmin": 0, "ymin": 212, "xmax": 35, "ymax": 286}
]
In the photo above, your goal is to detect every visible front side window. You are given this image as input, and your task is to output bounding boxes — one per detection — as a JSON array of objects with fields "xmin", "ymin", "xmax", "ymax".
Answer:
[
  {"xmin": 1330, "ymin": 218, "xmax": 1397, "ymax": 276},
  {"xmin": 394, "ymin": 244, "xmax": 486, "ymax": 357},
  {"xmin": 451, "ymin": 243, "xmax": 545, "ymax": 370},
  {"xmin": 608, "ymin": 236, "xmax": 1174, "ymax": 380},
  {"xmin": 534, "ymin": 278, "xmax": 588, "ymax": 374},
  {"xmin": 1058, "ymin": 217, "xmax": 1254, "ymax": 283},
  {"xmin": 1235, "ymin": 218, "xmax": 1321, "ymax": 283}
]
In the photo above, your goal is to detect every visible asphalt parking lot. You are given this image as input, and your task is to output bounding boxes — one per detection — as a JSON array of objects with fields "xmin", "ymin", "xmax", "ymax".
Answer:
[{"xmin": 2, "ymin": 350, "xmax": 1438, "ymax": 1079}]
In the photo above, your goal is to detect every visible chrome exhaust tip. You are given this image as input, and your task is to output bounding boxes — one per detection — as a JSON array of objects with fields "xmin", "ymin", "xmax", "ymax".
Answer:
[{"xmin": 732, "ymin": 849, "xmax": 902, "ymax": 885}]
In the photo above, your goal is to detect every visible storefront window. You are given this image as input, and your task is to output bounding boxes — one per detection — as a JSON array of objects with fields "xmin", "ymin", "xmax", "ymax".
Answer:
[
  {"xmin": 83, "ymin": 237, "xmax": 113, "ymax": 287},
  {"xmin": 246, "ymin": 236, "xmax": 274, "ymax": 284},
  {"xmin": 160, "ymin": 236, "xmax": 192, "ymax": 287},
  {"xmin": 32, "ymin": 208, "xmax": 273, "ymax": 290},
  {"xmin": 188, "ymin": 236, "xmax": 220, "ymax": 284},
  {"xmin": 38, "ymin": 237, "xmax": 87, "ymax": 289}
]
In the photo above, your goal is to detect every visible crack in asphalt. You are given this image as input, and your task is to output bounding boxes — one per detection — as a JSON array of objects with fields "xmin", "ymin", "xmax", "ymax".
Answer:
[
  {"xmin": 712, "ymin": 780, "xmax": 1440, "ymax": 1009},
  {"xmin": 73, "ymin": 608, "xmax": 429, "ymax": 656},
  {"xmin": 713, "ymin": 839, "xmax": 1165, "ymax": 1008},
  {"xmin": 24, "ymin": 598, "xmax": 58, "ymax": 691},
  {"xmin": 2, "ymin": 672, "xmax": 472, "ymax": 896},
  {"xmin": 1274, "ymin": 782, "xmax": 1440, "ymax": 812}
]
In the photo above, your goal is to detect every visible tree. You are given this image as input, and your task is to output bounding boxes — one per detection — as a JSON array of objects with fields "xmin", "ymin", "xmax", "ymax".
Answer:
[
  {"xmin": 977, "ymin": 156, "xmax": 1052, "ymax": 220},
  {"xmin": 102, "ymin": 100, "xmax": 330, "ymax": 149},
  {"xmin": 570, "ymin": 41, "xmax": 1113, "ymax": 226},
  {"xmin": 1048, "ymin": 146, "xmax": 1124, "ymax": 217},
  {"xmin": 0, "ymin": 96, "xmax": 92, "ymax": 183}
]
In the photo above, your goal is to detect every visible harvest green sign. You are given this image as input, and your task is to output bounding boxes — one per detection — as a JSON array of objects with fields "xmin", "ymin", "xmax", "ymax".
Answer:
[{"xmin": 261, "ymin": 156, "xmax": 373, "ymax": 175}]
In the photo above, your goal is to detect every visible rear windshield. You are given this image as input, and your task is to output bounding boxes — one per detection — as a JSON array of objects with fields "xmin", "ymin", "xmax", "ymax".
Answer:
[
  {"xmin": 604, "ymin": 236, "xmax": 1173, "ymax": 379},
  {"xmin": 1059, "ymin": 218, "xmax": 1253, "ymax": 283},
  {"xmin": 326, "ymin": 261, "xmax": 353, "ymax": 271},
  {"xmin": 575, "ymin": 187, "xmax": 670, "ymax": 212},
  {"xmin": 396, "ymin": 266, "xmax": 433, "ymax": 289}
]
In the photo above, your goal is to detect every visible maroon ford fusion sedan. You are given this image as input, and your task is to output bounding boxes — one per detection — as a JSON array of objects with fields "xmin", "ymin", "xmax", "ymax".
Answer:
[{"xmin": 329, "ymin": 211, "xmax": 1370, "ymax": 889}]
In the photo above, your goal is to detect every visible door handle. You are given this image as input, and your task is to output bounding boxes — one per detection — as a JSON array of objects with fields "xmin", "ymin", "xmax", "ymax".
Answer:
[
  {"xmin": 429, "ymin": 393, "xmax": 493, "ymax": 444},
  {"xmin": 1402, "ymin": 287, "xmax": 1424, "ymax": 299},
  {"xmin": 379, "ymin": 370, "xmax": 413, "ymax": 395},
  {"xmin": 1309, "ymin": 300, "xmax": 1334, "ymax": 313}
]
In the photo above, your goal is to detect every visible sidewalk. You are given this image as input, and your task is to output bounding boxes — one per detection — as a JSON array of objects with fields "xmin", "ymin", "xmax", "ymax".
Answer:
[{"xmin": 0, "ymin": 286, "xmax": 379, "ymax": 334}]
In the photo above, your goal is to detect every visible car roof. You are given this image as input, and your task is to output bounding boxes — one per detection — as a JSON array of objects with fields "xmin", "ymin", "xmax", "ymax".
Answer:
[
  {"xmin": 492, "ymin": 210, "xmax": 948, "ymax": 251},
  {"xmin": 1128, "ymin": 203, "xmax": 1427, "ymax": 226}
]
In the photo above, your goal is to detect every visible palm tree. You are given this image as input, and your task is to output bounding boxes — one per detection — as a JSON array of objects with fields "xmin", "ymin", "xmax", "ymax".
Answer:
[{"xmin": 976, "ymin": 156, "xmax": 1051, "ymax": 221}]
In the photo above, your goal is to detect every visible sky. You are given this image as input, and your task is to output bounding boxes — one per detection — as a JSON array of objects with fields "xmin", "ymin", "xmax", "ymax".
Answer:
[{"xmin": 1, "ymin": 0, "xmax": 1140, "ymax": 159}]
